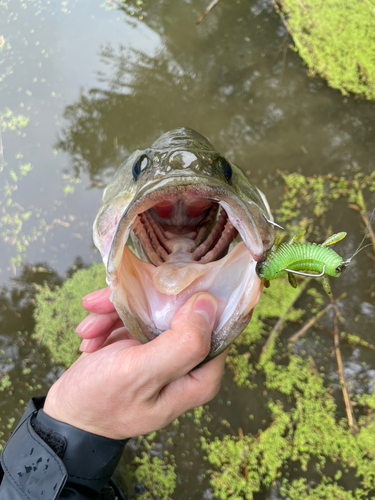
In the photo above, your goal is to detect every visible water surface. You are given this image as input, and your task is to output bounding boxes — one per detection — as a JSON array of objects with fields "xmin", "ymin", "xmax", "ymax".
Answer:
[{"xmin": 1, "ymin": 0, "xmax": 375, "ymax": 497}]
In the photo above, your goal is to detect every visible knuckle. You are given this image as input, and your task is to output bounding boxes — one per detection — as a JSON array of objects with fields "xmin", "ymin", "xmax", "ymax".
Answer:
[
  {"xmin": 184, "ymin": 328, "xmax": 210, "ymax": 360},
  {"xmin": 200, "ymin": 374, "xmax": 222, "ymax": 404},
  {"xmin": 163, "ymin": 405, "xmax": 179, "ymax": 427},
  {"xmin": 205, "ymin": 380, "xmax": 221, "ymax": 403}
]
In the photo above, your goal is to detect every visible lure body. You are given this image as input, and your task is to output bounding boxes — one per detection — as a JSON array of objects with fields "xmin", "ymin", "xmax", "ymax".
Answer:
[
  {"xmin": 256, "ymin": 242, "xmax": 344, "ymax": 281},
  {"xmin": 256, "ymin": 231, "xmax": 347, "ymax": 294}
]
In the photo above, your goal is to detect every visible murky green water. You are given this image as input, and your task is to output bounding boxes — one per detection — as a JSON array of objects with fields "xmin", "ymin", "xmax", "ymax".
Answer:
[{"xmin": 1, "ymin": 0, "xmax": 375, "ymax": 498}]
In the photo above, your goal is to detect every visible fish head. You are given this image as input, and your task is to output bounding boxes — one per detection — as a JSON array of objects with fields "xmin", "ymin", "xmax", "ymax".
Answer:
[{"xmin": 94, "ymin": 127, "xmax": 274, "ymax": 361}]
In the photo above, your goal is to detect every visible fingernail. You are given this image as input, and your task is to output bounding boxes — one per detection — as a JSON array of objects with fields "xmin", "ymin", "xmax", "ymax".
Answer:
[
  {"xmin": 82, "ymin": 288, "xmax": 107, "ymax": 302},
  {"xmin": 76, "ymin": 314, "xmax": 98, "ymax": 334},
  {"xmin": 193, "ymin": 294, "xmax": 218, "ymax": 329},
  {"xmin": 80, "ymin": 339, "xmax": 93, "ymax": 352}
]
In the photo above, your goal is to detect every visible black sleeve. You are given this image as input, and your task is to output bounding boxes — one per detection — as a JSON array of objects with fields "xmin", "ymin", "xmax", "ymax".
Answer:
[{"xmin": 0, "ymin": 397, "xmax": 128, "ymax": 500}]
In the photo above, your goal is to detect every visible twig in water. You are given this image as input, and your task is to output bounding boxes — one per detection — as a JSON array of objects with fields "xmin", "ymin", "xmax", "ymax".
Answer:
[
  {"xmin": 348, "ymin": 195, "xmax": 375, "ymax": 252},
  {"xmin": 274, "ymin": 32, "xmax": 289, "ymax": 60},
  {"xmin": 259, "ymin": 279, "xmax": 310, "ymax": 362},
  {"xmin": 259, "ymin": 314, "xmax": 286, "ymax": 363},
  {"xmin": 197, "ymin": 0, "xmax": 220, "ymax": 24},
  {"xmin": 288, "ymin": 304, "xmax": 333, "ymax": 344},
  {"xmin": 323, "ymin": 328, "xmax": 375, "ymax": 352},
  {"xmin": 288, "ymin": 292, "xmax": 347, "ymax": 344},
  {"xmin": 329, "ymin": 294, "xmax": 358, "ymax": 434}
]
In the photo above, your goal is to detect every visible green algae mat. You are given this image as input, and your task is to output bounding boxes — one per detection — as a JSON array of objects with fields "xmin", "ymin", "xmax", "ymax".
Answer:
[
  {"xmin": 274, "ymin": 0, "xmax": 375, "ymax": 100},
  {"xmin": 33, "ymin": 262, "xmax": 107, "ymax": 366},
  {"xmin": 32, "ymin": 169, "xmax": 375, "ymax": 499}
]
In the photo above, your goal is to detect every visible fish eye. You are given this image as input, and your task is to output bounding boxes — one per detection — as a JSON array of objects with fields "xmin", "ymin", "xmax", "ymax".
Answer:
[
  {"xmin": 223, "ymin": 161, "xmax": 232, "ymax": 183},
  {"xmin": 132, "ymin": 154, "xmax": 148, "ymax": 181},
  {"xmin": 335, "ymin": 264, "xmax": 344, "ymax": 274}
]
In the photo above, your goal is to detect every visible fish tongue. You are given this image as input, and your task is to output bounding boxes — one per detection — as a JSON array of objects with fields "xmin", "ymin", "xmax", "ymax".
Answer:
[
  {"xmin": 148, "ymin": 230, "xmax": 207, "ymax": 295},
  {"xmin": 150, "ymin": 262, "xmax": 208, "ymax": 295}
]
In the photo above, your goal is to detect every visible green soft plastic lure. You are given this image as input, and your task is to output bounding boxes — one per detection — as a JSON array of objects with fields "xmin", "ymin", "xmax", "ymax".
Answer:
[{"xmin": 256, "ymin": 229, "xmax": 362, "ymax": 295}]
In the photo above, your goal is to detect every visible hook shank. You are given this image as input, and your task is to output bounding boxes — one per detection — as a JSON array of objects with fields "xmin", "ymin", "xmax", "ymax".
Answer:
[{"xmin": 283, "ymin": 265, "xmax": 326, "ymax": 278}]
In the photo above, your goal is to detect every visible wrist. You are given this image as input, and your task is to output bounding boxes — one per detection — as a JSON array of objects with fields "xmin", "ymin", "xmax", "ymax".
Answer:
[{"xmin": 44, "ymin": 384, "xmax": 127, "ymax": 439}]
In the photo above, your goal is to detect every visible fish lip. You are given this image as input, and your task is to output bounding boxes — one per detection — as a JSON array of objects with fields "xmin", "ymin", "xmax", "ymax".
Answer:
[
  {"xmin": 107, "ymin": 174, "xmax": 272, "ymax": 276},
  {"xmin": 112, "ymin": 243, "xmax": 263, "ymax": 360}
]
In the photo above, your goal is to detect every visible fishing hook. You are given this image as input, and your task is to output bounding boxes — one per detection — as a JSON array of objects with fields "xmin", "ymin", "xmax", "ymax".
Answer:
[
  {"xmin": 283, "ymin": 265, "xmax": 326, "ymax": 278},
  {"xmin": 263, "ymin": 213, "xmax": 284, "ymax": 230}
]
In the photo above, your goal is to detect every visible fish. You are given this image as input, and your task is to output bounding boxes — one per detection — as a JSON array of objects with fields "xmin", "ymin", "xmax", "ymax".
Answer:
[{"xmin": 93, "ymin": 127, "xmax": 274, "ymax": 362}]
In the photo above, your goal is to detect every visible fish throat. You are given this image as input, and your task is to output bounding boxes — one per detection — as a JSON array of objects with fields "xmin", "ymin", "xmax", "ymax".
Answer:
[
  {"xmin": 132, "ymin": 199, "xmax": 238, "ymax": 267},
  {"xmin": 114, "ymin": 188, "xmax": 262, "ymax": 356}
]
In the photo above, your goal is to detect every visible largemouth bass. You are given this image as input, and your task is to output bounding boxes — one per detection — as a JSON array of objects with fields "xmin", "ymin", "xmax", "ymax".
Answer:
[{"xmin": 94, "ymin": 128, "xmax": 274, "ymax": 361}]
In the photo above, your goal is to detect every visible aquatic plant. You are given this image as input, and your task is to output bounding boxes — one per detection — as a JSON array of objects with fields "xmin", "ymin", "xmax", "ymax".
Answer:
[
  {"xmin": 33, "ymin": 262, "xmax": 106, "ymax": 367},
  {"xmin": 204, "ymin": 350, "xmax": 375, "ymax": 499},
  {"xmin": 202, "ymin": 170, "xmax": 375, "ymax": 498},
  {"xmin": 277, "ymin": 169, "xmax": 375, "ymax": 247},
  {"xmin": 227, "ymin": 277, "xmax": 304, "ymax": 387},
  {"xmin": 274, "ymin": 0, "xmax": 375, "ymax": 100},
  {"xmin": 134, "ymin": 451, "xmax": 176, "ymax": 500},
  {"xmin": 0, "ymin": 109, "xmax": 29, "ymax": 133},
  {"xmin": 31, "ymin": 170, "xmax": 375, "ymax": 498}
]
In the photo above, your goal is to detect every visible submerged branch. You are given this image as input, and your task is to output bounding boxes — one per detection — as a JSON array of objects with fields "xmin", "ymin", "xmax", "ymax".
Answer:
[
  {"xmin": 196, "ymin": 0, "xmax": 220, "ymax": 24},
  {"xmin": 288, "ymin": 304, "xmax": 333, "ymax": 344},
  {"xmin": 324, "ymin": 328, "xmax": 375, "ymax": 352},
  {"xmin": 348, "ymin": 192, "xmax": 375, "ymax": 252},
  {"xmin": 330, "ymin": 294, "xmax": 358, "ymax": 434},
  {"xmin": 259, "ymin": 279, "xmax": 310, "ymax": 362},
  {"xmin": 288, "ymin": 292, "xmax": 346, "ymax": 344}
]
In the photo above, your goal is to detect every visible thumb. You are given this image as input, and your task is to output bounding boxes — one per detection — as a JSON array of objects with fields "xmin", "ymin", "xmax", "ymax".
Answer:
[
  {"xmin": 140, "ymin": 292, "xmax": 219, "ymax": 387},
  {"xmin": 171, "ymin": 292, "xmax": 218, "ymax": 335}
]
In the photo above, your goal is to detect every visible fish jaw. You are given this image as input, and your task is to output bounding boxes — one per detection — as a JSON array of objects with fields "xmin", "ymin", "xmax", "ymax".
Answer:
[
  {"xmin": 107, "ymin": 176, "xmax": 272, "ymax": 273},
  {"xmin": 98, "ymin": 176, "xmax": 272, "ymax": 361},
  {"xmin": 93, "ymin": 128, "xmax": 274, "ymax": 362},
  {"xmin": 110, "ymin": 242, "xmax": 263, "ymax": 358}
]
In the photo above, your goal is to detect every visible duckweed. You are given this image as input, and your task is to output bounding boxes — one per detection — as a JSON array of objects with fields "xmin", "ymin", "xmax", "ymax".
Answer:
[
  {"xmin": 204, "ymin": 352, "xmax": 375, "ymax": 499},
  {"xmin": 33, "ymin": 263, "xmax": 106, "ymax": 367},
  {"xmin": 30, "ymin": 170, "xmax": 375, "ymax": 498},
  {"xmin": 274, "ymin": 0, "xmax": 375, "ymax": 100},
  {"xmin": 277, "ymin": 169, "xmax": 375, "ymax": 236},
  {"xmin": 134, "ymin": 453, "xmax": 176, "ymax": 500},
  {"xmin": 0, "ymin": 109, "xmax": 29, "ymax": 132}
]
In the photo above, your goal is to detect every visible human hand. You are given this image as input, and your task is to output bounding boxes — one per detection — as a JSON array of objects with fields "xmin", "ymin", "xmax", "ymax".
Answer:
[
  {"xmin": 44, "ymin": 292, "xmax": 227, "ymax": 440},
  {"xmin": 75, "ymin": 286, "xmax": 123, "ymax": 352}
]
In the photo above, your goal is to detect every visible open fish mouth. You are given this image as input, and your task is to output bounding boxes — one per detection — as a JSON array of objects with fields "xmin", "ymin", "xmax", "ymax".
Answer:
[
  {"xmin": 104, "ymin": 176, "xmax": 272, "ymax": 360},
  {"xmin": 94, "ymin": 128, "xmax": 274, "ymax": 361}
]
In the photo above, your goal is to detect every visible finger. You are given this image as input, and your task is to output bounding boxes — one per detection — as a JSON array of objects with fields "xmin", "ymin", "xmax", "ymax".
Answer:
[
  {"xmin": 101, "ymin": 327, "xmax": 140, "ymax": 348},
  {"xmin": 132, "ymin": 293, "xmax": 218, "ymax": 387},
  {"xmin": 79, "ymin": 322, "xmax": 132, "ymax": 352},
  {"xmin": 79, "ymin": 329, "xmax": 138, "ymax": 353},
  {"xmin": 76, "ymin": 312, "xmax": 121, "ymax": 339},
  {"xmin": 157, "ymin": 349, "xmax": 228, "ymax": 420},
  {"xmin": 81, "ymin": 287, "xmax": 116, "ymax": 314},
  {"xmin": 80, "ymin": 334, "xmax": 110, "ymax": 353}
]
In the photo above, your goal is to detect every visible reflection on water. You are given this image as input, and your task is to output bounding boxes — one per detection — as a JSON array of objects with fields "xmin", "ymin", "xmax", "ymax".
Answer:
[
  {"xmin": 1, "ymin": 0, "xmax": 375, "ymax": 497},
  {"xmin": 56, "ymin": 1, "xmax": 375, "ymax": 187}
]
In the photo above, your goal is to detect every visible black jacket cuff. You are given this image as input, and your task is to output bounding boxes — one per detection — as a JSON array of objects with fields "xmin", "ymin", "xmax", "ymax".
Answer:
[
  {"xmin": 34, "ymin": 404, "xmax": 127, "ymax": 490},
  {"xmin": 1, "ymin": 397, "xmax": 127, "ymax": 499}
]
